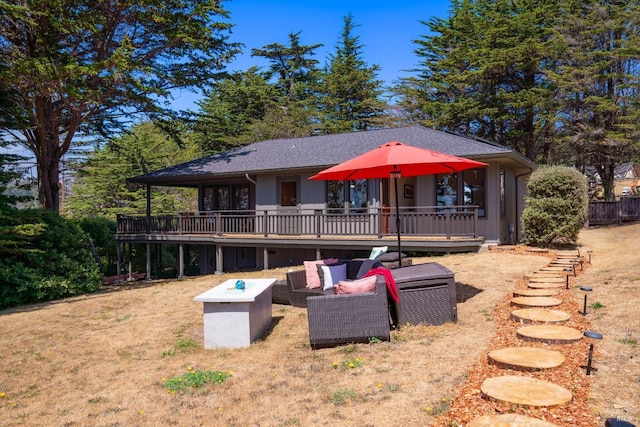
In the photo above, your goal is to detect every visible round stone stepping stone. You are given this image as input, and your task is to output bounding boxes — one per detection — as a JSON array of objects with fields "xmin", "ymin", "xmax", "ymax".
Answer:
[
  {"xmin": 488, "ymin": 347, "xmax": 565, "ymax": 370},
  {"xmin": 511, "ymin": 308, "xmax": 571, "ymax": 324},
  {"xmin": 555, "ymin": 258, "xmax": 582, "ymax": 265},
  {"xmin": 513, "ymin": 288, "xmax": 559, "ymax": 297},
  {"xmin": 525, "ymin": 273, "xmax": 567, "ymax": 282},
  {"xmin": 517, "ymin": 325, "xmax": 583, "ymax": 344},
  {"xmin": 526, "ymin": 247, "xmax": 549, "ymax": 253},
  {"xmin": 528, "ymin": 276, "xmax": 565, "ymax": 283},
  {"xmin": 511, "ymin": 296, "xmax": 562, "ymax": 308},
  {"xmin": 527, "ymin": 282, "xmax": 565, "ymax": 289},
  {"xmin": 556, "ymin": 250, "xmax": 580, "ymax": 256},
  {"xmin": 549, "ymin": 261, "xmax": 578, "ymax": 268},
  {"xmin": 539, "ymin": 266, "xmax": 573, "ymax": 273},
  {"xmin": 469, "ymin": 414, "xmax": 557, "ymax": 426},
  {"xmin": 481, "ymin": 375, "xmax": 572, "ymax": 407}
]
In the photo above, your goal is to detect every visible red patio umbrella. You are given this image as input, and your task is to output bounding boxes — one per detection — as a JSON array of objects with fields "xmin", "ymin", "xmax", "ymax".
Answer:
[{"xmin": 309, "ymin": 141, "xmax": 488, "ymax": 261}]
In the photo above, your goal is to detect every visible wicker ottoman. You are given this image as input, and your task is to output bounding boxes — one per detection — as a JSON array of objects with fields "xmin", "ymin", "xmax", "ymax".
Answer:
[{"xmin": 390, "ymin": 262, "xmax": 457, "ymax": 326}]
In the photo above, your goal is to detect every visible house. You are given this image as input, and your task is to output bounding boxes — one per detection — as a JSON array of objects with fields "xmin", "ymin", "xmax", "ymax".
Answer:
[
  {"xmin": 117, "ymin": 126, "xmax": 535, "ymax": 276},
  {"xmin": 585, "ymin": 162, "xmax": 638, "ymax": 198}
]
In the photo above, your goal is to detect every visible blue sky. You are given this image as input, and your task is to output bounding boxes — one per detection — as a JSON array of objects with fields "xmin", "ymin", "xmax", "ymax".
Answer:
[
  {"xmin": 3, "ymin": 1, "xmax": 452, "ymax": 160},
  {"xmin": 170, "ymin": 0, "xmax": 452, "ymax": 110}
]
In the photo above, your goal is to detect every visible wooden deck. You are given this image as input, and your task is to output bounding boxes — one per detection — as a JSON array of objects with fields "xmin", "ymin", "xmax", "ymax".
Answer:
[{"xmin": 116, "ymin": 207, "xmax": 485, "ymax": 253}]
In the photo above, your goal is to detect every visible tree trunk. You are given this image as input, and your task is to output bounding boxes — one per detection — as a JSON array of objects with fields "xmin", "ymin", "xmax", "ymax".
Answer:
[
  {"xmin": 36, "ymin": 144, "xmax": 61, "ymax": 212},
  {"xmin": 597, "ymin": 164, "xmax": 616, "ymax": 201}
]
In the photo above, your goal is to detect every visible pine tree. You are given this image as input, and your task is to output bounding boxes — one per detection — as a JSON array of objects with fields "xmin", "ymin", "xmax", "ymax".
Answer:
[
  {"xmin": 249, "ymin": 32, "xmax": 323, "ymax": 138},
  {"xmin": 318, "ymin": 14, "xmax": 387, "ymax": 134},
  {"xmin": 193, "ymin": 68, "xmax": 277, "ymax": 154},
  {"xmin": 66, "ymin": 123, "xmax": 198, "ymax": 219},
  {"xmin": 401, "ymin": 0, "xmax": 562, "ymax": 162},
  {"xmin": 550, "ymin": 0, "xmax": 640, "ymax": 199},
  {"xmin": 0, "ymin": 0, "xmax": 239, "ymax": 212}
]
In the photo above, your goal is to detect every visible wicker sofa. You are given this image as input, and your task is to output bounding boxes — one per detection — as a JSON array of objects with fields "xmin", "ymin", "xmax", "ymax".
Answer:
[
  {"xmin": 286, "ymin": 259, "xmax": 374, "ymax": 307},
  {"xmin": 306, "ymin": 275, "xmax": 390, "ymax": 349}
]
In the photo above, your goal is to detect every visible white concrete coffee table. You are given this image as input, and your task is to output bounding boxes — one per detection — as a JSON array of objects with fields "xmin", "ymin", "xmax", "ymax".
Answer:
[{"xmin": 194, "ymin": 278, "xmax": 277, "ymax": 349}]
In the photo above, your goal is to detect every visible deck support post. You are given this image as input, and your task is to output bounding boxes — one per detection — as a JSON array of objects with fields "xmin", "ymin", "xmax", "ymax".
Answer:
[
  {"xmin": 146, "ymin": 243, "xmax": 151, "ymax": 280},
  {"xmin": 178, "ymin": 244, "xmax": 184, "ymax": 278},
  {"xmin": 115, "ymin": 243, "xmax": 122, "ymax": 284},
  {"xmin": 215, "ymin": 245, "xmax": 224, "ymax": 274},
  {"xmin": 128, "ymin": 243, "xmax": 133, "ymax": 281},
  {"xmin": 263, "ymin": 247, "xmax": 269, "ymax": 270}
]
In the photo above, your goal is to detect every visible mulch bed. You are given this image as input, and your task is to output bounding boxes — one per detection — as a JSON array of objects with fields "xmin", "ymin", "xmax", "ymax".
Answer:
[{"xmin": 435, "ymin": 248, "xmax": 600, "ymax": 426}]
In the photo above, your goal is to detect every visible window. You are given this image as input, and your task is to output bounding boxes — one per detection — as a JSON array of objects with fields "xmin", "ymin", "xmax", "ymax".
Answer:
[
  {"xmin": 436, "ymin": 168, "xmax": 486, "ymax": 217},
  {"xmin": 202, "ymin": 184, "xmax": 248, "ymax": 211},
  {"xmin": 326, "ymin": 179, "xmax": 368, "ymax": 213},
  {"xmin": 327, "ymin": 181, "xmax": 345, "ymax": 211},
  {"xmin": 279, "ymin": 180, "xmax": 297, "ymax": 207}
]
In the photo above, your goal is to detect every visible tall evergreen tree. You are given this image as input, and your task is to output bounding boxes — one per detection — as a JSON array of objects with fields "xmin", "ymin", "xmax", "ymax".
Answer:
[
  {"xmin": 249, "ymin": 32, "xmax": 323, "ymax": 138},
  {"xmin": 66, "ymin": 122, "xmax": 198, "ymax": 219},
  {"xmin": 193, "ymin": 67, "xmax": 277, "ymax": 154},
  {"xmin": 0, "ymin": 0, "xmax": 239, "ymax": 212},
  {"xmin": 318, "ymin": 14, "xmax": 387, "ymax": 134},
  {"xmin": 400, "ymin": 0, "xmax": 562, "ymax": 162},
  {"xmin": 252, "ymin": 32, "xmax": 323, "ymax": 102},
  {"xmin": 550, "ymin": 0, "xmax": 640, "ymax": 199}
]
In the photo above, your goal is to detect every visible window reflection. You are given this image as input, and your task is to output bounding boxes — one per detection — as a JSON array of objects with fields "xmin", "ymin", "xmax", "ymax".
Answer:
[
  {"xmin": 280, "ymin": 181, "xmax": 297, "ymax": 207},
  {"xmin": 436, "ymin": 169, "xmax": 486, "ymax": 217},
  {"xmin": 437, "ymin": 174, "xmax": 458, "ymax": 208},
  {"xmin": 327, "ymin": 181, "xmax": 345, "ymax": 211},
  {"xmin": 350, "ymin": 179, "xmax": 367, "ymax": 212},
  {"xmin": 202, "ymin": 185, "xmax": 248, "ymax": 211},
  {"xmin": 326, "ymin": 179, "xmax": 367, "ymax": 213}
]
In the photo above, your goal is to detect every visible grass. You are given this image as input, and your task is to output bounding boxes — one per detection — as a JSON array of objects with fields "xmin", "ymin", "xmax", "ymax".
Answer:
[
  {"xmin": 161, "ymin": 368, "xmax": 231, "ymax": 394},
  {"xmin": 425, "ymin": 397, "xmax": 453, "ymax": 415},
  {"xmin": 332, "ymin": 356, "xmax": 365, "ymax": 370},
  {"xmin": 0, "ymin": 224, "xmax": 638, "ymax": 426},
  {"xmin": 330, "ymin": 387, "xmax": 358, "ymax": 405},
  {"xmin": 617, "ymin": 335, "xmax": 637, "ymax": 346}
]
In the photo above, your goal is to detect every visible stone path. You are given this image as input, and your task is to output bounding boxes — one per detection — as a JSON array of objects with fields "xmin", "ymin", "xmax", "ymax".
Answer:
[{"xmin": 471, "ymin": 250, "xmax": 589, "ymax": 425}]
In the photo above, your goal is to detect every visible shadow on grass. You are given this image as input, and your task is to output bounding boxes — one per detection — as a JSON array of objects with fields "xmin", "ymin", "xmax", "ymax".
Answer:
[
  {"xmin": 0, "ymin": 278, "xmax": 184, "ymax": 316},
  {"xmin": 456, "ymin": 282, "xmax": 483, "ymax": 303}
]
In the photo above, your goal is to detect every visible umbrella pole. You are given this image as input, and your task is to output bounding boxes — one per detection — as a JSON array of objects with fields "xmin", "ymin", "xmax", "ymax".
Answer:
[{"xmin": 394, "ymin": 177, "xmax": 402, "ymax": 268}]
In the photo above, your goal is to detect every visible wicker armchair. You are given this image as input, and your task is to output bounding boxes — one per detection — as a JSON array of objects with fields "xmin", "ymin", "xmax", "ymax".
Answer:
[{"xmin": 306, "ymin": 275, "xmax": 390, "ymax": 349}]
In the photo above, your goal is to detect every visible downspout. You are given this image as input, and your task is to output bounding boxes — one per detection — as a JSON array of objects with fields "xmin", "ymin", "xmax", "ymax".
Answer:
[
  {"xmin": 245, "ymin": 173, "xmax": 257, "ymax": 185},
  {"xmin": 514, "ymin": 169, "xmax": 533, "ymax": 243}
]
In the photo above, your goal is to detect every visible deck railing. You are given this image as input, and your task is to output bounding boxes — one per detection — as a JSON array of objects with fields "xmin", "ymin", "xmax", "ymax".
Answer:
[{"xmin": 116, "ymin": 206, "xmax": 480, "ymax": 239}]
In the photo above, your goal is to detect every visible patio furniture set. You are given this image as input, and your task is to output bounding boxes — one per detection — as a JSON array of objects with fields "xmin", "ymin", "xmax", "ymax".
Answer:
[{"xmin": 195, "ymin": 257, "xmax": 457, "ymax": 350}]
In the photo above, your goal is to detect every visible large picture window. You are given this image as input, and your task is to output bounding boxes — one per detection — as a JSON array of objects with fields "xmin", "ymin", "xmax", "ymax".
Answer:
[
  {"xmin": 326, "ymin": 179, "xmax": 368, "ymax": 213},
  {"xmin": 436, "ymin": 168, "xmax": 486, "ymax": 217},
  {"xmin": 203, "ymin": 184, "xmax": 249, "ymax": 211}
]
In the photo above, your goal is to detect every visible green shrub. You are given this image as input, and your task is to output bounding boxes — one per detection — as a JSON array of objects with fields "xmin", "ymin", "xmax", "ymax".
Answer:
[
  {"xmin": 522, "ymin": 166, "xmax": 588, "ymax": 246},
  {"xmin": 77, "ymin": 216, "xmax": 118, "ymax": 276},
  {"xmin": 0, "ymin": 209, "xmax": 102, "ymax": 309}
]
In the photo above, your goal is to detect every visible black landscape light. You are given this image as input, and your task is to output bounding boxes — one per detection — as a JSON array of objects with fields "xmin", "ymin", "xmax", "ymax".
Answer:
[
  {"xmin": 583, "ymin": 331, "xmax": 603, "ymax": 375},
  {"xmin": 580, "ymin": 286, "xmax": 593, "ymax": 316}
]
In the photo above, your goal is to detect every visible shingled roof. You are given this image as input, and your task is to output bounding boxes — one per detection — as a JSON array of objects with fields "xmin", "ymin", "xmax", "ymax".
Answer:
[{"xmin": 130, "ymin": 126, "xmax": 529, "ymax": 185}]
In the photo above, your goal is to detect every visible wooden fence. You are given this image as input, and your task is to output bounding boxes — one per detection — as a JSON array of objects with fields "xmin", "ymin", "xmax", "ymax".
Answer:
[{"xmin": 588, "ymin": 197, "xmax": 640, "ymax": 225}]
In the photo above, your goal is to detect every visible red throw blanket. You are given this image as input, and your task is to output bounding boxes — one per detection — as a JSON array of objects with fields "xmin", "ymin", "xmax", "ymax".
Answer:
[{"xmin": 364, "ymin": 267, "xmax": 399, "ymax": 303}]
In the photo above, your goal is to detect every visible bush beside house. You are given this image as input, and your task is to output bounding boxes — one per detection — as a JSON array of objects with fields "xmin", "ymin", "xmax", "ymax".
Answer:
[{"xmin": 522, "ymin": 166, "xmax": 588, "ymax": 246}]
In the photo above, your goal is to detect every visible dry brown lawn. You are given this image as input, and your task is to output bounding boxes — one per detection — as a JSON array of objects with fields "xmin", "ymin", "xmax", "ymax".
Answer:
[{"xmin": 0, "ymin": 224, "xmax": 638, "ymax": 426}]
